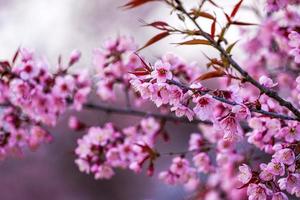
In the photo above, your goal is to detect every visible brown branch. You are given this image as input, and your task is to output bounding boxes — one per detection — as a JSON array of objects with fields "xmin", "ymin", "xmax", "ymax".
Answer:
[
  {"xmin": 167, "ymin": 79, "xmax": 299, "ymax": 121},
  {"xmin": 166, "ymin": 0, "xmax": 300, "ymax": 120},
  {"xmin": 83, "ymin": 103, "xmax": 211, "ymax": 125}
]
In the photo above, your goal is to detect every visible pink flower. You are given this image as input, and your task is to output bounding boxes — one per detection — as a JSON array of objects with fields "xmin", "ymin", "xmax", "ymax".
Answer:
[
  {"xmin": 68, "ymin": 116, "xmax": 85, "ymax": 131},
  {"xmin": 140, "ymin": 117, "xmax": 160, "ymax": 135},
  {"xmin": 52, "ymin": 75, "xmax": 75, "ymax": 98},
  {"xmin": 168, "ymin": 85, "xmax": 183, "ymax": 105},
  {"xmin": 69, "ymin": 49, "xmax": 81, "ymax": 66},
  {"xmin": 267, "ymin": 161, "xmax": 285, "ymax": 176},
  {"xmin": 259, "ymin": 163, "xmax": 274, "ymax": 181},
  {"xmin": 188, "ymin": 133, "xmax": 204, "ymax": 151},
  {"xmin": 94, "ymin": 164, "xmax": 115, "ymax": 180},
  {"xmin": 238, "ymin": 164, "xmax": 252, "ymax": 184},
  {"xmin": 289, "ymin": 31, "xmax": 300, "ymax": 63},
  {"xmin": 193, "ymin": 153, "xmax": 211, "ymax": 173},
  {"xmin": 151, "ymin": 60, "xmax": 172, "ymax": 83},
  {"xmin": 158, "ymin": 171, "xmax": 177, "ymax": 185},
  {"xmin": 232, "ymin": 104, "xmax": 250, "ymax": 120},
  {"xmin": 219, "ymin": 114, "xmax": 243, "ymax": 141},
  {"xmin": 75, "ymin": 158, "xmax": 90, "ymax": 174},
  {"xmin": 247, "ymin": 183, "xmax": 271, "ymax": 200},
  {"xmin": 278, "ymin": 174, "xmax": 300, "ymax": 197},
  {"xmin": 171, "ymin": 104, "xmax": 194, "ymax": 121},
  {"xmin": 193, "ymin": 95, "xmax": 215, "ymax": 121},
  {"xmin": 170, "ymin": 157, "xmax": 189, "ymax": 174},
  {"xmin": 279, "ymin": 122, "xmax": 300, "ymax": 143},
  {"xmin": 273, "ymin": 148, "xmax": 295, "ymax": 165},
  {"xmin": 271, "ymin": 192, "xmax": 288, "ymax": 200},
  {"xmin": 259, "ymin": 75, "xmax": 277, "ymax": 88}
]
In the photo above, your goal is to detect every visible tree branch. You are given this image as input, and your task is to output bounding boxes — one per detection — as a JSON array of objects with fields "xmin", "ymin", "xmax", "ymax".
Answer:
[
  {"xmin": 83, "ymin": 103, "xmax": 211, "ymax": 125},
  {"xmin": 166, "ymin": 0, "xmax": 300, "ymax": 120},
  {"xmin": 167, "ymin": 79, "xmax": 299, "ymax": 121}
]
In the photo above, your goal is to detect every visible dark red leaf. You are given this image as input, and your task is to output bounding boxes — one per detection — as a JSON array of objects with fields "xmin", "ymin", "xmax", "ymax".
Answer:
[
  {"xmin": 129, "ymin": 70, "xmax": 150, "ymax": 76},
  {"xmin": 138, "ymin": 31, "xmax": 169, "ymax": 51},
  {"xmin": 134, "ymin": 53, "xmax": 152, "ymax": 72},
  {"xmin": 146, "ymin": 21, "xmax": 168, "ymax": 28},
  {"xmin": 122, "ymin": 0, "xmax": 156, "ymax": 9},
  {"xmin": 12, "ymin": 48, "xmax": 20, "ymax": 64},
  {"xmin": 190, "ymin": 10, "xmax": 215, "ymax": 20},
  {"xmin": 230, "ymin": 0, "xmax": 243, "ymax": 18},
  {"xmin": 211, "ymin": 19, "xmax": 216, "ymax": 39},
  {"xmin": 175, "ymin": 39, "xmax": 211, "ymax": 45},
  {"xmin": 0, "ymin": 61, "xmax": 11, "ymax": 68},
  {"xmin": 194, "ymin": 70, "xmax": 225, "ymax": 82},
  {"xmin": 231, "ymin": 21, "xmax": 257, "ymax": 26},
  {"xmin": 224, "ymin": 12, "xmax": 232, "ymax": 23}
]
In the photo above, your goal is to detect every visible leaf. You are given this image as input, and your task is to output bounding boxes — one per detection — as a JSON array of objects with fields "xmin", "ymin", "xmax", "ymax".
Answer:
[
  {"xmin": 129, "ymin": 70, "xmax": 150, "ymax": 76},
  {"xmin": 230, "ymin": 0, "xmax": 243, "ymax": 18},
  {"xmin": 134, "ymin": 53, "xmax": 152, "ymax": 72},
  {"xmin": 224, "ymin": 12, "xmax": 232, "ymax": 23},
  {"xmin": 231, "ymin": 21, "xmax": 257, "ymax": 26},
  {"xmin": 194, "ymin": 70, "xmax": 225, "ymax": 82},
  {"xmin": 190, "ymin": 10, "xmax": 215, "ymax": 20},
  {"xmin": 145, "ymin": 21, "xmax": 169, "ymax": 30},
  {"xmin": 0, "ymin": 61, "xmax": 11, "ymax": 69},
  {"xmin": 226, "ymin": 41, "xmax": 239, "ymax": 54},
  {"xmin": 146, "ymin": 21, "xmax": 169, "ymax": 28},
  {"xmin": 175, "ymin": 39, "xmax": 211, "ymax": 46},
  {"xmin": 211, "ymin": 19, "xmax": 216, "ymax": 39},
  {"xmin": 138, "ymin": 31, "xmax": 169, "ymax": 51},
  {"xmin": 122, "ymin": 0, "xmax": 155, "ymax": 9},
  {"xmin": 12, "ymin": 48, "xmax": 20, "ymax": 64}
]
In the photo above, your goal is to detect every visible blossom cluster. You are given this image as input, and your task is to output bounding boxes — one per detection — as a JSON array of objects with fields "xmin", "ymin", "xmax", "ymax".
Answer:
[
  {"xmin": 266, "ymin": 0, "xmax": 300, "ymax": 12},
  {"xmin": 130, "ymin": 59, "xmax": 251, "ymax": 142},
  {"xmin": 93, "ymin": 36, "xmax": 143, "ymax": 102},
  {"xmin": 0, "ymin": 48, "xmax": 91, "ymax": 158},
  {"xmin": 75, "ymin": 117, "xmax": 162, "ymax": 179},
  {"xmin": 1, "ymin": 0, "xmax": 300, "ymax": 199}
]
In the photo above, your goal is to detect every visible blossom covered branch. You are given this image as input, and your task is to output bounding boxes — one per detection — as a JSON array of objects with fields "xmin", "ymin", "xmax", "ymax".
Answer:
[{"xmin": 0, "ymin": 0, "xmax": 300, "ymax": 200}]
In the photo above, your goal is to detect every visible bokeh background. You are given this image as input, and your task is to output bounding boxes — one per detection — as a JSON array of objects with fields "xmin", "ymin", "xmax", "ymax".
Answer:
[{"xmin": 0, "ymin": 1, "xmax": 259, "ymax": 199}]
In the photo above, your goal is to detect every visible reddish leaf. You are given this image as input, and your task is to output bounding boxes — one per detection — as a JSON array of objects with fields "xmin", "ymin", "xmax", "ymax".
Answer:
[
  {"xmin": 134, "ymin": 53, "xmax": 152, "ymax": 72},
  {"xmin": 144, "ymin": 21, "xmax": 169, "ymax": 30},
  {"xmin": 224, "ymin": 12, "xmax": 232, "ymax": 23},
  {"xmin": 230, "ymin": 0, "xmax": 243, "ymax": 18},
  {"xmin": 0, "ymin": 61, "xmax": 11, "ymax": 68},
  {"xmin": 175, "ymin": 39, "xmax": 211, "ymax": 45},
  {"xmin": 129, "ymin": 70, "xmax": 150, "ymax": 76},
  {"xmin": 138, "ymin": 31, "xmax": 169, "ymax": 51},
  {"xmin": 194, "ymin": 70, "xmax": 225, "ymax": 82},
  {"xmin": 190, "ymin": 10, "xmax": 215, "ymax": 20},
  {"xmin": 211, "ymin": 19, "xmax": 216, "ymax": 39},
  {"xmin": 231, "ymin": 21, "xmax": 257, "ymax": 26},
  {"xmin": 122, "ymin": 0, "xmax": 156, "ymax": 9},
  {"xmin": 12, "ymin": 48, "xmax": 20, "ymax": 64}
]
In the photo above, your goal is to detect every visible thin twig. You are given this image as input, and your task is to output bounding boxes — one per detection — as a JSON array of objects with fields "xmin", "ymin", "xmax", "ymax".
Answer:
[
  {"xmin": 167, "ymin": 80, "xmax": 299, "ymax": 121},
  {"xmin": 83, "ymin": 103, "xmax": 211, "ymax": 125}
]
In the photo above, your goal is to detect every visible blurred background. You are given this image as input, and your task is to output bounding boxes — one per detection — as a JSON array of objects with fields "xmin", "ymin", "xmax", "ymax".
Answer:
[{"xmin": 0, "ymin": 0, "xmax": 259, "ymax": 199}]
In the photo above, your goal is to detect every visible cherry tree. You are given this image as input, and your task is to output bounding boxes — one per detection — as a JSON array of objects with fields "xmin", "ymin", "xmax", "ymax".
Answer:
[{"xmin": 0, "ymin": 0, "xmax": 300, "ymax": 199}]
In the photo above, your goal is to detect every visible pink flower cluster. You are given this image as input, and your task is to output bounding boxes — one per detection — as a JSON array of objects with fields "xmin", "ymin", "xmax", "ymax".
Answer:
[
  {"xmin": 0, "ymin": 48, "xmax": 90, "ymax": 158},
  {"xmin": 238, "ymin": 145, "xmax": 299, "ymax": 198},
  {"xmin": 266, "ymin": 0, "xmax": 300, "ymax": 12},
  {"xmin": 93, "ymin": 36, "xmax": 143, "ymax": 101},
  {"xmin": 289, "ymin": 31, "xmax": 300, "ymax": 63},
  {"xmin": 75, "ymin": 117, "xmax": 163, "ymax": 179},
  {"xmin": 130, "ymin": 59, "xmax": 250, "ymax": 142}
]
